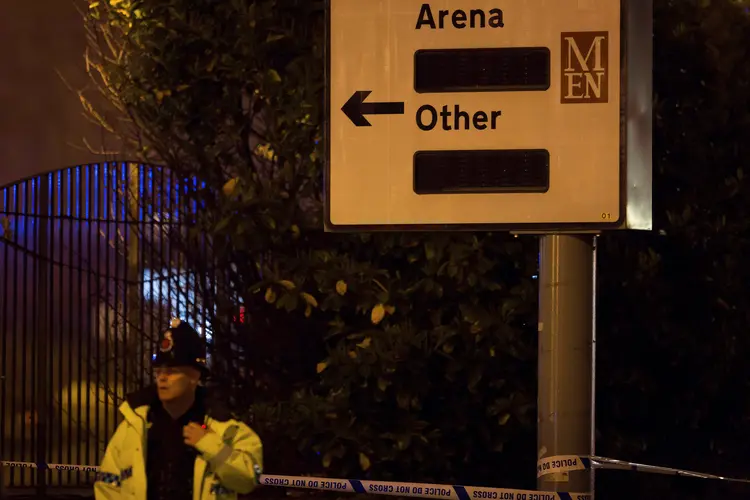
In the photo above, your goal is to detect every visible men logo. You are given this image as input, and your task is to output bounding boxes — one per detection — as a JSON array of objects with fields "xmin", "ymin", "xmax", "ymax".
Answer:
[{"xmin": 561, "ymin": 31, "xmax": 608, "ymax": 103}]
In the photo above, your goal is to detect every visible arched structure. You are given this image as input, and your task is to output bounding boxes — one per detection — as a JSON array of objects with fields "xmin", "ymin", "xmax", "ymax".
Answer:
[{"xmin": 0, "ymin": 162, "xmax": 212, "ymax": 490}]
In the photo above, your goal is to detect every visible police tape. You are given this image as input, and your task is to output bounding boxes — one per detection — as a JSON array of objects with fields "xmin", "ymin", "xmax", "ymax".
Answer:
[
  {"xmin": 259, "ymin": 474, "xmax": 589, "ymax": 500},
  {"xmin": 5, "ymin": 452, "xmax": 750, "ymax": 498},
  {"xmin": 0, "ymin": 461, "xmax": 98, "ymax": 473},
  {"xmin": 0, "ymin": 460, "xmax": 588, "ymax": 500},
  {"xmin": 536, "ymin": 455, "xmax": 750, "ymax": 484},
  {"xmin": 536, "ymin": 456, "xmax": 589, "ymax": 478}
]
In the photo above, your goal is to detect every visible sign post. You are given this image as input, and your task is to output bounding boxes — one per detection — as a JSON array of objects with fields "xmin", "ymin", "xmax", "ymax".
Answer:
[
  {"xmin": 537, "ymin": 234, "xmax": 596, "ymax": 494},
  {"xmin": 326, "ymin": 0, "xmax": 652, "ymax": 496}
]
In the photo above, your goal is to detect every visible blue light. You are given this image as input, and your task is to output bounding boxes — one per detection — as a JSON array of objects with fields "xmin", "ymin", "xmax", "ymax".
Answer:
[
  {"xmin": 142, "ymin": 267, "xmax": 214, "ymax": 345},
  {"xmin": 103, "ymin": 163, "xmax": 109, "ymax": 219},
  {"xmin": 76, "ymin": 167, "xmax": 81, "ymax": 218},
  {"xmin": 147, "ymin": 167, "xmax": 154, "ymax": 217},
  {"xmin": 139, "ymin": 166, "xmax": 145, "ymax": 221},
  {"xmin": 191, "ymin": 177, "xmax": 196, "ymax": 214},
  {"xmin": 120, "ymin": 163, "xmax": 126, "ymax": 220},
  {"xmin": 52, "ymin": 173, "xmax": 58, "ymax": 216},
  {"xmin": 30, "ymin": 179, "xmax": 35, "ymax": 228},
  {"xmin": 93, "ymin": 165, "xmax": 99, "ymax": 219},
  {"xmin": 66, "ymin": 169, "xmax": 72, "ymax": 217},
  {"xmin": 85, "ymin": 167, "xmax": 90, "ymax": 219}
]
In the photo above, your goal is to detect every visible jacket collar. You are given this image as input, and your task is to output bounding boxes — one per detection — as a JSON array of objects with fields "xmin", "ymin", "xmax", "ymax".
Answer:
[{"xmin": 118, "ymin": 385, "xmax": 237, "ymax": 437}]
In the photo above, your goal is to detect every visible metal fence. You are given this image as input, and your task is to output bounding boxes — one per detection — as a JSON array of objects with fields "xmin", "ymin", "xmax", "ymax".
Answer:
[{"xmin": 0, "ymin": 162, "xmax": 211, "ymax": 493}]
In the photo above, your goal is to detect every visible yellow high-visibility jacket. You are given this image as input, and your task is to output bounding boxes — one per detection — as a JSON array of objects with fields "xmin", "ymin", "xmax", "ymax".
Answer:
[{"xmin": 94, "ymin": 387, "xmax": 262, "ymax": 500}]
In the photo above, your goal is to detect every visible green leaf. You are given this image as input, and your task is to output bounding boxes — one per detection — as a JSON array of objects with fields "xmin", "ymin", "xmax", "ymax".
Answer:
[
  {"xmin": 358, "ymin": 452, "xmax": 371, "ymax": 471},
  {"xmin": 266, "ymin": 33, "xmax": 287, "ymax": 43},
  {"xmin": 268, "ymin": 69, "xmax": 282, "ymax": 83},
  {"xmin": 377, "ymin": 377, "xmax": 389, "ymax": 391},
  {"xmin": 396, "ymin": 391, "xmax": 410, "ymax": 409},
  {"xmin": 396, "ymin": 435, "xmax": 411, "ymax": 451},
  {"xmin": 424, "ymin": 241, "xmax": 436, "ymax": 260},
  {"xmin": 215, "ymin": 217, "xmax": 230, "ymax": 231},
  {"xmin": 276, "ymin": 293, "xmax": 299, "ymax": 312}
]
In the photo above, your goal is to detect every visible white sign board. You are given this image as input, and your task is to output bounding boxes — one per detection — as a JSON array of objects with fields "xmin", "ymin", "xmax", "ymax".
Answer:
[{"xmin": 326, "ymin": 0, "xmax": 622, "ymax": 230}]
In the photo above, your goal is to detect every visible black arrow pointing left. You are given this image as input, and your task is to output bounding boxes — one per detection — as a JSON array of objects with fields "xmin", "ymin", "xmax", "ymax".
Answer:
[{"xmin": 341, "ymin": 90, "xmax": 405, "ymax": 127}]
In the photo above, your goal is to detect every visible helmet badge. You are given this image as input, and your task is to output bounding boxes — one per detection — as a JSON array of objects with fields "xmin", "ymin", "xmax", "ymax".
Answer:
[{"xmin": 159, "ymin": 331, "xmax": 174, "ymax": 353}]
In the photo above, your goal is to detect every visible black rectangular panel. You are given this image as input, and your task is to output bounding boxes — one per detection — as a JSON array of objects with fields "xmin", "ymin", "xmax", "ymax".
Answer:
[
  {"xmin": 413, "ymin": 149, "xmax": 550, "ymax": 194},
  {"xmin": 414, "ymin": 47, "xmax": 551, "ymax": 93}
]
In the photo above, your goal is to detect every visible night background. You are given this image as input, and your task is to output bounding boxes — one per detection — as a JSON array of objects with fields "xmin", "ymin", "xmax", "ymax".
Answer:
[{"xmin": 1, "ymin": 0, "xmax": 750, "ymax": 499}]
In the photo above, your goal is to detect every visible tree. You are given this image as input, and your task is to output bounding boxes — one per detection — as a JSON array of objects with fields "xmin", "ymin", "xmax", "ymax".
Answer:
[
  {"xmin": 80, "ymin": 0, "xmax": 750, "ymax": 498},
  {"xmin": 82, "ymin": 0, "xmax": 540, "ymax": 489}
]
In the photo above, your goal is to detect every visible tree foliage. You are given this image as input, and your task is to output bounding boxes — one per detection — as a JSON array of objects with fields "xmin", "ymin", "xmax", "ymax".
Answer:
[
  {"xmin": 82, "ymin": 0, "xmax": 750, "ymax": 498},
  {"xmin": 83, "ymin": 0, "xmax": 539, "ymax": 490}
]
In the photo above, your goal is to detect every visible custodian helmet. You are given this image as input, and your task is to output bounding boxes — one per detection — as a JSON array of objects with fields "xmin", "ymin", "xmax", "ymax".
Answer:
[{"xmin": 152, "ymin": 318, "xmax": 208, "ymax": 377}]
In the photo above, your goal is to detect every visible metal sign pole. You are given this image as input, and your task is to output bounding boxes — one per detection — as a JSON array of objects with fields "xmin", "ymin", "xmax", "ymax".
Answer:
[{"xmin": 537, "ymin": 234, "xmax": 595, "ymax": 496}]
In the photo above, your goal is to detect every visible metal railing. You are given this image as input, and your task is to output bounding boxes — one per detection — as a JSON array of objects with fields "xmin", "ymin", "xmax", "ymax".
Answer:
[{"xmin": 0, "ymin": 162, "xmax": 210, "ymax": 493}]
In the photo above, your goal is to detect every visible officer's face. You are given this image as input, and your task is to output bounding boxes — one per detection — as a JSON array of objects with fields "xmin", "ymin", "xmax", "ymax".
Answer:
[{"xmin": 153, "ymin": 366, "xmax": 200, "ymax": 402}]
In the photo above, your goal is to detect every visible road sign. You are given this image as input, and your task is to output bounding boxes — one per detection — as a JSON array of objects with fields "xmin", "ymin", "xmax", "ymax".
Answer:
[{"xmin": 325, "ymin": 0, "xmax": 631, "ymax": 231}]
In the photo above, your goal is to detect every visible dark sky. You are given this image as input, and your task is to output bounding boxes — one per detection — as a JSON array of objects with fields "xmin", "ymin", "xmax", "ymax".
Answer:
[{"xmin": 0, "ymin": 0, "xmax": 119, "ymax": 187}]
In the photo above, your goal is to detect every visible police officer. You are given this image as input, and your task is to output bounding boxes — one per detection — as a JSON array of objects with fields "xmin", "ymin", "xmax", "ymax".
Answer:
[{"xmin": 94, "ymin": 319, "xmax": 263, "ymax": 500}]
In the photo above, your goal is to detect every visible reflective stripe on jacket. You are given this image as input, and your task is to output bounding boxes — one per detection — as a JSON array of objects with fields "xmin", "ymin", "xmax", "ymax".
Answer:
[{"xmin": 94, "ymin": 394, "xmax": 263, "ymax": 500}]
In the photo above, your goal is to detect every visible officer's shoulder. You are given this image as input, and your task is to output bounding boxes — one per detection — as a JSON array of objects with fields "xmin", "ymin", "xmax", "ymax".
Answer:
[
  {"xmin": 208, "ymin": 412, "xmax": 257, "ymax": 435},
  {"xmin": 224, "ymin": 419, "xmax": 261, "ymax": 442}
]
